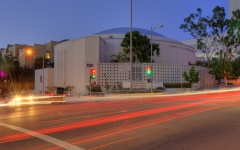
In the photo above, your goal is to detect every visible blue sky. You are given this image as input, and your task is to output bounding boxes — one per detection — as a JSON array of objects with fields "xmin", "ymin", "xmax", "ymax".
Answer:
[{"xmin": 0, "ymin": 0, "xmax": 228, "ymax": 48}]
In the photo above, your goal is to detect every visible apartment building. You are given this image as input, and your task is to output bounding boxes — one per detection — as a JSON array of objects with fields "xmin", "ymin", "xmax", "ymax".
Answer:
[{"xmin": 0, "ymin": 41, "xmax": 57, "ymax": 68}]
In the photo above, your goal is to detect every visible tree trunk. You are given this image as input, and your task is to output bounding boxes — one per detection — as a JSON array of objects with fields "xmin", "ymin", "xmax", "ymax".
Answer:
[{"xmin": 217, "ymin": 78, "xmax": 221, "ymax": 85}]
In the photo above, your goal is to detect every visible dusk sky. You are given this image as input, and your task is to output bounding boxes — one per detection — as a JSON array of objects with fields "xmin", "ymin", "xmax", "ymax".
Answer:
[{"xmin": 0, "ymin": 0, "xmax": 228, "ymax": 48}]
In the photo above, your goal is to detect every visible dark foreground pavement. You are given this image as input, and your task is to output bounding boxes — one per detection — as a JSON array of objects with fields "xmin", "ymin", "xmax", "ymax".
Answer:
[{"xmin": 0, "ymin": 91, "xmax": 240, "ymax": 150}]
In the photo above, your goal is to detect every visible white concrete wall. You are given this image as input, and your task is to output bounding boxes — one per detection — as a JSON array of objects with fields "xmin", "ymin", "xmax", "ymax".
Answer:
[
  {"xmin": 54, "ymin": 40, "xmax": 73, "ymax": 88},
  {"xmin": 34, "ymin": 68, "xmax": 54, "ymax": 94},
  {"xmin": 54, "ymin": 36, "xmax": 100, "ymax": 94},
  {"xmin": 84, "ymin": 36, "xmax": 100, "ymax": 91},
  {"xmin": 98, "ymin": 38, "xmax": 107, "ymax": 63},
  {"xmin": 155, "ymin": 39, "xmax": 195, "ymax": 65},
  {"xmin": 98, "ymin": 63, "xmax": 214, "ymax": 90},
  {"xmin": 71, "ymin": 38, "xmax": 85, "ymax": 93}
]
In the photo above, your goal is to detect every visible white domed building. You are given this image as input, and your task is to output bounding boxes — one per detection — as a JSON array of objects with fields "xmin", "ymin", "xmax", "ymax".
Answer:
[
  {"xmin": 35, "ymin": 27, "xmax": 213, "ymax": 94},
  {"xmin": 94, "ymin": 27, "xmax": 196, "ymax": 65}
]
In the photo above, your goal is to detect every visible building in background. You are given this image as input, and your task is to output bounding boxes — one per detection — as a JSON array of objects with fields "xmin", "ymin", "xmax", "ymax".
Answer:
[
  {"xmin": 0, "ymin": 41, "xmax": 57, "ymax": 68},
  {"xmin": 1, "ymin": 44, "xmax": 28, "ymax": 61},
  {"xmin": 229, "ymin": 0, "xmax": 240, "ymax": 18}
]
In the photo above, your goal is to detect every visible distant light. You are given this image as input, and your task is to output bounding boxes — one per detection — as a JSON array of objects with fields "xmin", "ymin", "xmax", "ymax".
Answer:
[
  {"xmin": 46, "ymin": 53, "xmax": 50, "ymax": 59},
  {"xmin": 0, "ymin": 70, "xmax": 6, "ymax": 79}
]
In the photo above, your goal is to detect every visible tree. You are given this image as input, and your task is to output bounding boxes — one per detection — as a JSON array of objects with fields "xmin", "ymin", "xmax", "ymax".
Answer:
[
  {"xmin": 34, "ymin": 57, "xmax": 52, "ymax": 69},
  {"xmin": 110, "ymin": 52, "xmax": 129, "ymax": 62},
  {"xmin": 0, "ymin": 56, "xmax": 35, "ymax": 95},
  {"xmin": 0, "ymin": 57, "xmax": 14, "ymax": 97},
  {"xmin": 0, "ymin": 57, "xmax": 14, "ymax": 72},
  {"xmin": 209, "ymin": 50, "xmax": 232, "ymax": 85},
  {"xmin": 180, "ymin": 6, "xmax": 230, "ymax": 66},
  {"xmin": 183, "ymin": 66, "xmax": 200, "ymax": 90},
  {"xmin": 195, "ymin": 60, "xmax": 208, "ymax": 67},
  {"xmin": 230, "ymin": 57, "xmax": 240, "ymax": 80},
  {"xmin": 227, "ymin": 9, "xmax": 240, "ymax": 55},
  {"xmin": 121, "ymin": 31, "xmax": 160, "ymax": 63}
]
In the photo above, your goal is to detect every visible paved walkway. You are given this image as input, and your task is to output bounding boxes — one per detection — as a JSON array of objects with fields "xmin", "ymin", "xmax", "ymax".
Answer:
[
  {"xmin": 64, "ymin": 93, "xmax": 165, "ymax": 103},
  {"xmin": 1, "ymin": 87, "xmax": 240, "ymax": 105},
  {"xmin": 64, "ymin": 87, "xmax": 240, "ymax": 103}
]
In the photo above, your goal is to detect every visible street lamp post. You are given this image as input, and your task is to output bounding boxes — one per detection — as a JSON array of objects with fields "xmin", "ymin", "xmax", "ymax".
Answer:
[
  {"xmin": 27, "ymin": 50, "xmax": 32, "ymax": 68},
  {"xmin": 130, "ymin": 0, "xmax": 132, "ymax": 91},
  {"xmin": 150, "ymin": 24, "xmax": 163, "ymax": 93},
  {"xmin": 42, "ymin": 57, "xmax": 45, "ymax": 95},
  {"xmin": 26, "ymin": 48, "xmax": 47, "ymax": 95}
]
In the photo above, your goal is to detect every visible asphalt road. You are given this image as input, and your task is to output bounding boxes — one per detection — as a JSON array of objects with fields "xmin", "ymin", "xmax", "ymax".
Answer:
[{"xmin": 1, "ymin": 91, "xmax": 240, "ymax": 150}]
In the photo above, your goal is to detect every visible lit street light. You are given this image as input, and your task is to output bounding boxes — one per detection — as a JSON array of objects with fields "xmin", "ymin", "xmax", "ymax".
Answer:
[
  {"xmin": 26, "ymin": 48, "xmax": 48, "ymax": 95},
  {"xmin": 27, "ymin": 50, "xmax": 32, "ymax": 54},
  {"xmin": 150, "ymin": 24, "xmax": 163, "ymax": 93},
  {"xmin": 26, "ymin": 49, "xmax": 32, "ymax": 68}
]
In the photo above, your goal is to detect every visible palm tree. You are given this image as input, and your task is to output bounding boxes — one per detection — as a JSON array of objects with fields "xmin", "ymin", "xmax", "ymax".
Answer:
[{"xmin": 110, "ymin": 52, "xmax": 129, "ymax": 62}]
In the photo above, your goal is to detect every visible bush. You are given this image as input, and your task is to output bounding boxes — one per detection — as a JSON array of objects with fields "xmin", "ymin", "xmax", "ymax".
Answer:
[
  {"xmin": 154, "ymin": 87, "xmax": 166, "ymax": 91},
  {"xmin": 86, "ymin": 85, "xmax": 102, "ymax": 92},
  {"xmin": 163, "ymin": 83, "xmax": 191, "ymax": 88}
]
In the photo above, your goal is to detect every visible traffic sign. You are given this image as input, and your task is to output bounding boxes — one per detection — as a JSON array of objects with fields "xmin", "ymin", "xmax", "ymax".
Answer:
[{"xmin": 87, "ymin": 64, "xmax": 93, "ymax": 67}]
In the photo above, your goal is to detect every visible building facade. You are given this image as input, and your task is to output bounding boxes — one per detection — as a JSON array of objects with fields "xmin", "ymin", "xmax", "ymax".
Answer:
[
  {"xmin": 54, "ymin": 36, "xmax": 104, "ymax": 94},
  {"xmin": 94, "ymin": 27, "xmax": 196, "ymax": 65},
  {"xmin": 53, "ymin": 27, "xmax": 212, "ymax": 94}
]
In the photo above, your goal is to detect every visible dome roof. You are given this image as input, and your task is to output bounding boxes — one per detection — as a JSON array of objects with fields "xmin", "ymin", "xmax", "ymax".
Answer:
[{"xmin": 94, "ymin": 27, "xmax": 165, "ymax": 37}]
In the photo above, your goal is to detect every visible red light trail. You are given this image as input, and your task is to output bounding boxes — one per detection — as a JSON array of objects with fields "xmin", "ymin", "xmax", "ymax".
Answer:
[{"xmin": 1, "ymin": 93, "xmax": 239, "ymax": 144}]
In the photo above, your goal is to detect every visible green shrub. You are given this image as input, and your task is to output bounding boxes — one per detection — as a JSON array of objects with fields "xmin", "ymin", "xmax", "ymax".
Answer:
[
  {"xmin": 86, "ymin": 85, "xmax": 102, "ymax": 92},
  {"xmin": 163, "ymin": 83, "xmax": 191, "ymax": 88}
]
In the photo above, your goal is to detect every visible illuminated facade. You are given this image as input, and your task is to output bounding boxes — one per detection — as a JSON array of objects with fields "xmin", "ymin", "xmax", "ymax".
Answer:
[{"xmin": 53, "ymin": 27, "xmax": 214, "ymax": 94}]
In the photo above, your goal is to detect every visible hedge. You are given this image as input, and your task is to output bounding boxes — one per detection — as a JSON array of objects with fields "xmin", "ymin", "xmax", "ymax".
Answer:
[{"xmin": 163, "ymin": 83, "xmax": 191, "ymax": 88}]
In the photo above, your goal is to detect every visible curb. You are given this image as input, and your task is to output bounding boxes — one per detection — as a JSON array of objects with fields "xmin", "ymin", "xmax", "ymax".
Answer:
[{"xmin": 63, "ymin": 88, "xmax": 240, "ymax": 103}]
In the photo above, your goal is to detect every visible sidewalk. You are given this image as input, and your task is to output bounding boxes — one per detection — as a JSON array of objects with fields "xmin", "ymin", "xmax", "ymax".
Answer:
[
  {"xmin": 64, "ymin": 87, "xmax": 240, "ymax": 103},
  {"xmin": 64, "ymin": 93, "xmax": 166, "ymax": 103}
]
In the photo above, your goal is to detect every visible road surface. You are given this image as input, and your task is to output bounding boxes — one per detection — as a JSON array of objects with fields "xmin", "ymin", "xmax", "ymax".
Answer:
[{"xmin": 0, "ymin": 91, "xmax": 240, "ymax": 150}]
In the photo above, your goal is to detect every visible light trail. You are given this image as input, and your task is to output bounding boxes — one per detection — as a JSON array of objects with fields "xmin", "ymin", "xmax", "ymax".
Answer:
[
  {"xmin": 1, "ymin": 94, "xmax": 239, "ymax": 143},
  {"xmin": 0, "ymin": 95, "xmax": 65, "ymax": 107},
  {"xmin": 33, "ymin": 102, "xmax": 240, "ymax": 150}
]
